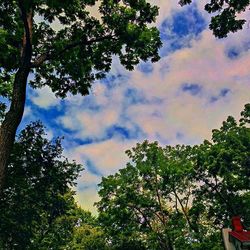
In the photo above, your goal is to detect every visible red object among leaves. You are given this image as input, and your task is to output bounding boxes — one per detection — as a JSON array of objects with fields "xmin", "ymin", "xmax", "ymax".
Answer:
[
  {"xmin": 232, "ymin": 216, "xmax": 244, "ymax": 232},
  {"xmin": 229, "ymin": 216, "xmax": 250, "ymax": 245},
  {"xmin": 230, "ymin": 231, "xmax": 250, "ymax": 242}
]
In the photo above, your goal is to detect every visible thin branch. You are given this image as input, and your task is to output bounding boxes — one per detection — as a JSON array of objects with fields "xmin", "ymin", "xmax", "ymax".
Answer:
[
  {"xmin": 31, "ymin": 34, "xmax": 116, "ymax": 67},
  {"xmin": 174, "ymin": 194, "xmax": 180, "ymax": 213},
  {"xmin": 129, "ymin": 205, "xmax": 170, "ymax": 250},
  {"xmin": 154, "ymin": 171, "xmax": 167, "ymax": 226},
  {"xmin": 128, "ymin": 204, "xmax": 154, "ymax": 231},
  {"xmin": 173, "ymin": 187, "xmax": 198, "ymax": 234},
  {"xmin": 185, "ymin": 186, "xmax": 191, "ymax": 211},
  {"xmin": 204, "ymin": 176, "xmax": 236, "ymax": 215}
]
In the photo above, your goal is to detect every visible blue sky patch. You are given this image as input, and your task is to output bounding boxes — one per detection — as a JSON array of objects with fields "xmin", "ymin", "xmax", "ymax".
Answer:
[
  {"xmin": 210, "ymin": 88, "xmax": 231, "ymax": 103},
  {"xmin": 106, "ymin": 125, "xmax": 130, "ymax": 139},
  {"xmin": 72, "ymin": 137, "xmax": 94, "ymax": 146},
  {"xmin": 181, "ymin": 83, "xmax": 202, "ymax": 96},
  {"xmin": 226, "ymin": 47, "xmax": 241, "ymax": 59},
  {"xmin": 86, "ymin": 159, "xmax": 103, "ymax": 176},
  {"xmin": 100, "ymin": 73, "xmax": 129, "ymax": 89},
  {"xmin": 172, "ymin": 5, "xmax": 206, "ymax": 37},
  {"xmin": 22, "ymin": 98, "xmax": 63, "ymax": 126},
  {"xmin": 176, "ymin": 132, "xmax": 184, "ymax": 140},
  {"xmin": 159, "ymin": 4, "xmax": 207, "ymax": 56},
  {"xmin": 220, "ymin": 88, "xmax": 230, "ymax": 97},
  {"xmin": 124, "ymin": 88, "xmax": 163, "ymax": 106},
  {"xmin": 124, "ymin": 88, "xmax": 147, "ymax": 105},
  {"xmin": 79, "ymin": 95, "xmax": 102, "ymax": 112},
  {"xmin": 138, "ymin": 62, "xmax": 154, "ymax": 74},
  {"xmin": 226, "ymin": 39, "xmax": 250, "ymax": 60},
  {"xmin": 106, "ymin": 123, "xmax": 144, "ymax": 140}
]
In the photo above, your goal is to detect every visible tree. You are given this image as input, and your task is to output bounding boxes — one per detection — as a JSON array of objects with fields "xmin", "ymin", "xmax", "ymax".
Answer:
[
  {"xmin": 179, "ymin": 0, "xmax": 250, "ymax": 38},
  {"xmin": 0, "ymin": 122, "xmax": 83, "ymax": 249},
  {"xmin": 0, "ymin": 0, "xmax": 162, "ymax": 190},
  {"xmin": 96, "ymin": 104, "xmax": 250, "ymax": 249},
  {"xmin": 64, "ymin": 206, "xmax": 109, "ymax": 250},
  {"xmin": 96, "ymin": 141, "xmax": 217, "ymax": 250},
  {"xmin": 67, "ymin": 224, "xmax": 108, "ymax": 250},
  {"xmin": 192, "ymin": 103, "xmax": 250, "ymax": 228}
]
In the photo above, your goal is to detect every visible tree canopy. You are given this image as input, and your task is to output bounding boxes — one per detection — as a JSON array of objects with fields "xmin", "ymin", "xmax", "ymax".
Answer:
[
  {"xmin": 193, "ymin": 103, "xmax": 250, "ymax": 226},
  {"xmin": 0, "ymin": 121, "xmax": 111, "ymax": 250},
  {"xmin": 0, "ymin": 0, "xmax": 161, "ymax": 97},
  {"xmin": 1, "ymin": 106, "xmax": 249, "ymax": 249},
  {"xmin": 0, "ymin": 0, "xmax": 162, "ymax": 190},
  {"xmin": 179, "ymin": 0, "xmax": 250, "ymax": 38},
  {"xmin": 0, "ymin": 122, "xmax": 83, "ymax": 249},
  {"xmin": 96, "ymin": 103, "xmax": 250, "ymax": 250}
]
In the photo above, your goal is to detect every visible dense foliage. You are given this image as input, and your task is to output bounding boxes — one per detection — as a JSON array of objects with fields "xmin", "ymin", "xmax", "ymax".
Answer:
[
  {"xmin": 97, "ymin": 103, "xmax": 250, "ymax": 250},
  {"xmin": 0, "ymin": 0, "xmax": 161, "ymax": 97},
  {"xmin": 0, "ymin": 122, "xmax": 83, "ymax": 249},
  {"xmin": 193, "ymin": 105, "xmax": 250, "ymax": 228},
  {"xmin": 65, "ymin": 207, "xmax": 109, "ymax": 250}
]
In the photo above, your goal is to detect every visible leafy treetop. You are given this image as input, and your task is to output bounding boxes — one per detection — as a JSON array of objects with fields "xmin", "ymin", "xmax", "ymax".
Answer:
[
  {"xmin": 96, "ymin": 103, "xmax": 250, "ymax": 250},
  {"xmin": 0, "ymin": 0, "xmax": 162, "ymax": 98}
]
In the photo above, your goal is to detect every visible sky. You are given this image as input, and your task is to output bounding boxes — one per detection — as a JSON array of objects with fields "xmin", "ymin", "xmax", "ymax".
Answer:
[{"xmin": 22, "ymin": 0, "xmax": 250, "ymax": 213}]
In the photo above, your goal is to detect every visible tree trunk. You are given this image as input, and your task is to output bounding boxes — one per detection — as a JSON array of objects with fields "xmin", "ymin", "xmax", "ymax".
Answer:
[
  {"xmin": 0, "ymin": 68, "xmax": 29, "ymax": 190},
  {"xmin": 0, "ymin": 3, "xmax": 33, "ymax": 192}
]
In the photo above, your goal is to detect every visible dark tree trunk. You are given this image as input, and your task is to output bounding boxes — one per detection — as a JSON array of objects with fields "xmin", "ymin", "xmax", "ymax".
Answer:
[
  {"xmin": 0, "ymin": 3, "xmax": 33, "ymax": 192},
  {"xmin": 0, "ymin": 68, "xmax": 29, "ymax": 190}
]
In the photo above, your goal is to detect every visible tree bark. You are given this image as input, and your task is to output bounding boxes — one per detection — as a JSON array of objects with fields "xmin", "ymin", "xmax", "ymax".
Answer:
[
  {"xmin": 0, "ymin": 68, "xmax": 29, "ymax": 190},
  {"xmin": 0, "ymin": 3, "xmax": 32, "ymax": 191}
]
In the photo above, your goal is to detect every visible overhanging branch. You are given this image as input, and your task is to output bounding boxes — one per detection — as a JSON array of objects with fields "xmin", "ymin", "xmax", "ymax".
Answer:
[{"xmin": 31, "ymin": 34, "xmax": 116, "ymax": 68}]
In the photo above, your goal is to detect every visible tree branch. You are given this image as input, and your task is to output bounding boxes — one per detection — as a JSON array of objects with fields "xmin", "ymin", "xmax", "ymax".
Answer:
[
  {"xmin": 153, "ymin": 167, "xmax": 167, "ymax": 226},
  {"xmin": 31, "ymin": 34, "xmax": 116, "ymax": 68},
  {"xmin": 18, "ymin": 0, "xmax": 33, "ymax": 62},
  {"xmin": 173, "ymin": 188, "xmax": 195, "ymax": 232},
  {"xmin": 185, "ymin": 186, "xmax": 191, "ymax": 211},
  {"xmin": 204, "ymin": 176, "xmax": 236, "ymax": 215}
]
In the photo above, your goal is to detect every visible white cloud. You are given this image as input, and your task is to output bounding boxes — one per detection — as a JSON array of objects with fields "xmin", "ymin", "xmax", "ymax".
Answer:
[
  {"xmin": 58, "ymin": 99, "xmax": 122, "ymax": 139},
  {"xmin": 78, "ymin": 171, "xmax": 102, "ymax": 188},
  {"xmin": 60, "ymin": 22, "xmax": 250, "ymax": 210},
  {"xmin": 68, "ymin": 138, "xmax": 136, "ymax": 176},
  {"xmin": 30, "ymin": 86, "xmax": 60, "ymax": 109}
]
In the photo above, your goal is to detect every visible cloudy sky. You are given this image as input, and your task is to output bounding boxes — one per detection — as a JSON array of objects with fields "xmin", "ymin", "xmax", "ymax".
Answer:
[{"xmin": 22, "ymin": 0, "xmax": 250, "ymax": 213}]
